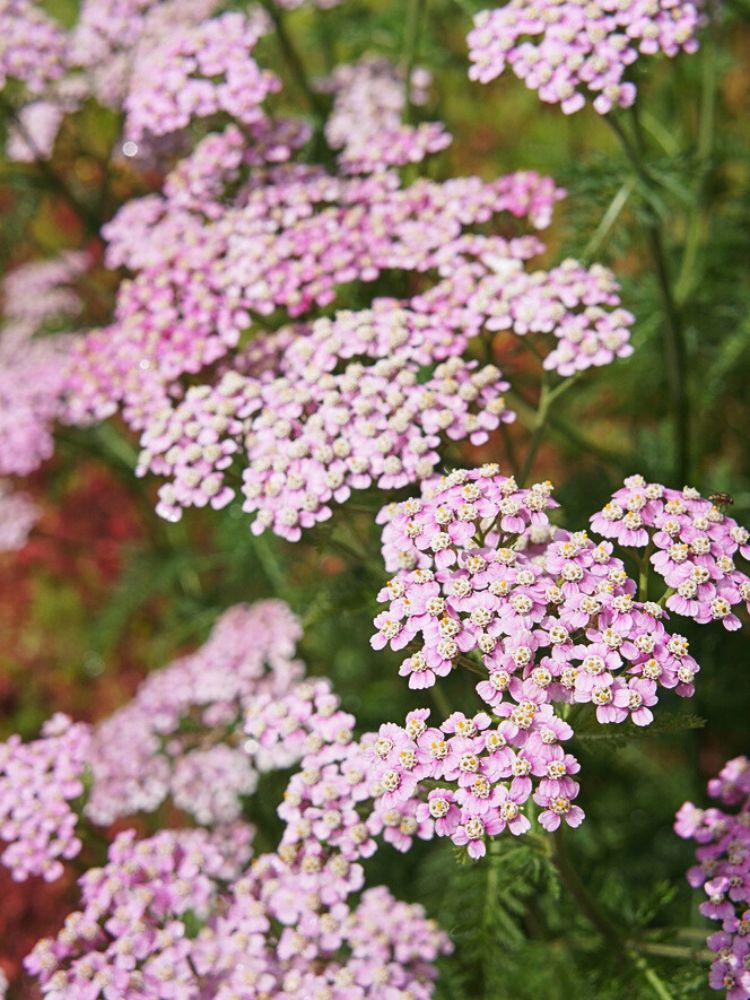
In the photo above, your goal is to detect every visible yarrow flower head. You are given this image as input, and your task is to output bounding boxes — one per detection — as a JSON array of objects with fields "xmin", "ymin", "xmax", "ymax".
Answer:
[
  {"xmin": 86, "ymin": 601, "xmax": 307, "ymax": 826},
  {"xmin": 369, "ymin": 465, "xmax": 737, "ymax": 858},
  {"xmin": 123, "ymin": 11, "xmax": 278, "ymax": 142},
  {"xmin": 137, "ymin": 305, "xmax": 514, "ymax": 537},
  {"xmin": 468, "ymin": 0, "xmax": 702, "ymax": 115},
  {"xmin": 318, "ymin": 56, "xmax": 452, "ymax": 173},
  {"xmin": 0, "ymin": 0, "xmax": 69, "ymax": 96},
  {"xmin": 0, "ymin": 714, "xmax": 91, "ymax": 882},
  {"xmin": 0, "ymin": 253, "xmax": 88, "ymax": 477},
  {"xmin": 675, "ymin": 757, "xmax": 750, "ymax": 999},
  {"xmin": 24, "ymin": 827, "xmax": 251, "ymax": 997},
  {"xmin": 591, "ymin": 475, "xmax": 750, "ymax": 630},
  {"xmin": 16, "ymin": 601, "xmax": 452, "ymax": 998}
]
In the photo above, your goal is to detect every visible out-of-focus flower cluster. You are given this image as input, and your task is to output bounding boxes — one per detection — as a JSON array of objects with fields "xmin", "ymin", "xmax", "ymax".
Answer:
[
  {"xmin": 676, "ymin": 757, "xmax": 750, "ymax": 999},
  {"xmin": 370, "ymin": 467, "xmax": 749, "ymax": 857},
  {"xmin": 124, "ymin": 11, "xmax": 277, "ymax": 142},
  {"xmin": 87, "ymin": 600, "xmax": 306, "ymax": 826},
  {"xmin": 0, "ymin": 482, "xmax": 38, "ymax": 552},
  {"xmin": 468, "ymin": 0, "xmax": 702, "ymax": 114},
  {"xmin": 1, "ymin": 599, "xmax": 452, "ymax": 997},
  {"xmin": 0, "ymin": 0, "xmax": 68, "ymax": 96},
  {"xmin": 318, "ymin": 55, "xmax": 451, "ymax": 172},
  {"xmin": 0, "ymin": 0, "xmax": 636, "ymax": 547},
  {"xmin": 72, "ymin": 0, "xmax": 220, "ymax": 109},
  {"xmin": 26, "ymin": 831, "xmax": 450, "ymax": 999},
  {"xmin": 0, "ymin": 714, "xmax": 91, "ymax": 883},
  {"xmin": 0, "ymin": 254, "xmax": 87, "ymax": 477},
  {"xmin": 137, "ymin": 304, "xmax": 514, "ymax": 537}
]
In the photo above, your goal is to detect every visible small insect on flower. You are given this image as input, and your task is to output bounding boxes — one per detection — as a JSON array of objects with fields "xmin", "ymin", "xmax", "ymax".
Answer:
[{"xmin": 708, "ymin": 491, "xmax": 734, "ymax": 509}]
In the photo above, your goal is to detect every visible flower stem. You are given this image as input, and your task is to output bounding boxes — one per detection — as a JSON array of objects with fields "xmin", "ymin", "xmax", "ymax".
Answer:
[
  {"xmin": 606, "ymin": 113, "xmax": 690, "ymax": 484},
  {"xmin": 517, "ymin": 383, "xmax": 551, "ymax": 486},
  {"xmin": 552, "ymin": 830, "xmax": 675, "ymax": 1000},
  {"xmin": 0, "ymin": 96, "xmax": 102, "ymax": 237},
  {"xmin": 581, "ymin": 179, "xmax": 634, "ymax": 264},
  {"xmin": 517, "ymin": 375, "xmax": 579, "ymax": 486},
  {"xmin": 260, "ymin": 1, "xmax": 327, "ymax": 120},
  {"xmin": 401, "ymin": 0, "xmax": 427, "ymax": 124}
]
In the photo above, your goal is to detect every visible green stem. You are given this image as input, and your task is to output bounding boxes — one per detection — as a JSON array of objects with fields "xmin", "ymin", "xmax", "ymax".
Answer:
[
  {"xmin": 675, "ymin": 23, "xmax": 717, "ymax": 305},
  {"xmin": 260, "ymin": 1, "xmax": 327, "ymax": 120},
  {"xmin": 517, "ymin": 383, "xmax": 550, "ymax": 486},
  {"xmin": 0, "ymin": 96, "xmax": 102, "ymax": 236},
  {"xmin": 517, "ymin": 375, "xmax": 579, "ymax": 486},
  {"xmin": 500, "ymin": 423, "xmax": 520, "ymax": 479},
  {"xmin": 607, "ymin": 113, "xmax": 690, "ymax": 483},
  {"xmin": 581, "ymin": 180, "xmax": 634, "ymax": 264},
  {"xmin": 401, "ymin": 0, "xmax": 427, "ymax": 124},
  {"xmin": 637, "ymin": 941, "xmax": 713, "ymax": 962},
  {"xmin": 638, "ymin": 546, "xmax": 652, "ymax": 601},
  {"xmin": 552, "ymin": 831, "xmax": 675, "ymax": 1000},
  {"xmin": 429, "ymin": 683, "xmax": 453, "ymax": 719}
]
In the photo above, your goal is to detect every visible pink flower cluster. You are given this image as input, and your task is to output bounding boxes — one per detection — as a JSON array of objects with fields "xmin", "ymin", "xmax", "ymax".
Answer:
[
  {"xmin": 0, "ymin": 482, "xmax": 39, "ymax": 552},
  {"xmin": 123, "ymin": 11, "xmax": 278, "ymax": 142},
  {"xmin": 318, "ymin": 56, "xmax": 451, "ymax": 173},
  {"xmin": 275, "ymin": 699, "xmax": 435, "ymax": 862},
  {"xmin": 66, "ymin": 165, "xmax": 566, "ymax": 433},
  {"xmin": 26, "ymin": 831, "xmax": 449, "ymax": 999},
  {"xmin": 0, "ymin": 254, "xmax": 87, "ymax": 477},
  {"xmin": 194, "ymin": 856, "xmax": 449, "ymax": 999},
  {"xmin": 25, "ymin": 827, "xmax": 251, "ymax": 999},
  {"xmin": 368, "ymin": 707, "xmax": 582, "ymax": 858},
  {"xmin": 368, "ymin": 465, "xmax": 745, "ymax": 857},
  {"xmin": 467, "ymin": 257, "xmax": 635, "ymax": 376},
  {"xmin": 3, "ymin": 252, "xmax": 87, "ymax": 326},
  {"xmin": 137, "ymin": 304, "xmax": 513, "ymax": 537},
  {"xmin": 71, "ymin": 0, "xmax": 221, "ymax": 108},
  {"xmin": 468, "ymin": 0, "xmax": 702, "ymax": 115},
  {"xmin": 0, "ymin": 714, "xmax": 91, "ymax": 883},
  {"xmin": 15, "ymin": 599, "xmax": 452, "ymax": 998},
  {"xmin": 274, "ymin": 0, "xmax": 342, "ymax": 8},
  {"xmin": 591, "ymin": 475, "xmax": 750, "ymax": 629},
  {"xmin": 0, "ymin": 0, "xmax": 68, "ymax": 95},
  {"xmin": 86, "ymin": 601, "xmax": 306, "ymax": 826},
  {"xmin": 675, "ymin": 757, "xmax": 750, "ymax": 999}
]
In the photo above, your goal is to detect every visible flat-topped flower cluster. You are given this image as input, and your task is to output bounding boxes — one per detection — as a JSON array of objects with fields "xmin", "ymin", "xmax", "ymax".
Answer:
[{"xmin": 371, "ymin": 467, "xmax": 750, "ymax": 858}]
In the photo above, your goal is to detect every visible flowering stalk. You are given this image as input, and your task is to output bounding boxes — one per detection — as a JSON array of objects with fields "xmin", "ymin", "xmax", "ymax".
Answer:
[
  {"xmin": 607, "ymin": 112, "xmax": 690, "ymax": 483},
  {"xmin": 402, "ymin": 0, "xmax": 427, "ymax": 124},
  {"xmin": 259, "ymin": 0, "xmax": 327, "ymax": 120}
]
